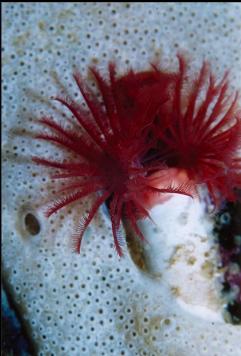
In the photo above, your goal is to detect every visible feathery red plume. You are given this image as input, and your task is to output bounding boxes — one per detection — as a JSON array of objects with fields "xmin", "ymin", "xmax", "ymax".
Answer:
[
  {"xmin": 33, "ymin": 63, "xmax": 190, "ymax": 256},
  {"xmin": 33, "ymin": 56, "xmax": 240, "ymax": 257},
  {"xmin": 154, "ymin": 55, "xmax": 241, "ymax": 205}
]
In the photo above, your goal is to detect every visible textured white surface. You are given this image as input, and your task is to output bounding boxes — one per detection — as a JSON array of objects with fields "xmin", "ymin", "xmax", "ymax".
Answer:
[
  {"xmin": 2, "ymin": 2, "xmax": 241, "ymax": 355},
  {"xmin": 140, "ymin": 196, "xmax": 224, "ymax": 322}
]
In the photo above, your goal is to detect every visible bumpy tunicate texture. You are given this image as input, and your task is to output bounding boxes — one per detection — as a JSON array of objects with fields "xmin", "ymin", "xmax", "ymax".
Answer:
[{"xmin": 2, "ymin": 3, "xmax": 241, "ymax": 355}]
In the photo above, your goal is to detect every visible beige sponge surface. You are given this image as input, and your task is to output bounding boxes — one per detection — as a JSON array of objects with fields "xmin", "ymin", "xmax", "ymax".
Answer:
[{"xmin": 2, "ymin": 3, "xmax": 241, "ymax": 355}]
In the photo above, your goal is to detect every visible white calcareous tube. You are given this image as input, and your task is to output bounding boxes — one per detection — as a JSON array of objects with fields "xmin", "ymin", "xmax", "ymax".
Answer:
[{"xmin": 134, "ymin": 194, "xmax": 225, "ymax": 322}]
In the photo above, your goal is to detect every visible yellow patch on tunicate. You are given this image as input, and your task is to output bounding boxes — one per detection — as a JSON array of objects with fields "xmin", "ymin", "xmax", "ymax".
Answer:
[
  {"xmin": 201, "ymin": 260, "xmax": 215, "ymax": 279},
  {"xmin": 149, "ymin": 315, "xmax": 163, "ymax": 330},
  {"xmin": 170, "ymin": 286, "xmax": 181, "ymax": 297},
  {"xmin": 38, "ymin": 21, "xmax": 45, "ymax": 31},
  {"xmin": 187, "ymin": 256, "xmax": 197, "ymax": 265},
  {"xmin": 168, "ymin": 244, "xmax": 184, "ymax": 266},
  {"xmin": 91, "ymin": 57, "xmax": 99, "ymax": 65},
  {"xmin": 58, "ymin": 9, "xmax": 76, "ymax": 19},
  {"xmin": 122, "ymin": 302, "xmax": 164, "ymax": 352},
  {"xmin": 169, "ymin": 244, "xmax": 197, "ymax": 267},
  {"xmin": 12, "ymin": 32, "xmax": 30, "ymax": 47}
]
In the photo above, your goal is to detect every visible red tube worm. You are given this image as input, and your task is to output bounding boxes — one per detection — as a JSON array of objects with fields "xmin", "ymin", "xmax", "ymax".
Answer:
[
  {"xmin": 33, "ymin": 63, "xmax": 190, "ymax": 256},
  {"xmin": 33, "ymin": 56, "xmax": 240, "ymax": 257},
  {"xmin": 154, "ymin": 55, "xmax": 241, "ymax": 205}
]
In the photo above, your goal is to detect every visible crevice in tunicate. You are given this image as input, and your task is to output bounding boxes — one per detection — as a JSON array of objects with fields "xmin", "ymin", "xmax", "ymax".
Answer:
[
  {"xmin": 16, "ymin": 204, "xmax": 42, "ymax": 239},
  {"xmin": 24, "ymin": 213, "xmax": 41, "ymax": 236}
]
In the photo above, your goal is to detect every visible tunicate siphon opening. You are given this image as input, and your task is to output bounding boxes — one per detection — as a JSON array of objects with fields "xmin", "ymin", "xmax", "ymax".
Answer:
[{"xmin": 24, "ymin": 213, "xmax": 40, "ymax": 236}]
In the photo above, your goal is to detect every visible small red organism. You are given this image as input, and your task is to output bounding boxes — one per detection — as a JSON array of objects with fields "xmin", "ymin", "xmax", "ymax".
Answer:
[
  {"xmin": 33, "ymin": 63, "xmax": 191, "ymax": 256},
  {"xmin": 153, "ymin": 55, "xmax": 241, "ymax": 206}
]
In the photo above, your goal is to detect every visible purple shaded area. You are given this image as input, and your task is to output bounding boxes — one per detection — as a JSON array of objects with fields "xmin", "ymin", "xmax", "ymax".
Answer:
[
  {"xmin": 226, "ymin": 273, "xmax": 241, "ymax": 303},
  {"xmin": 214, "ymin": 198, "xmax": 241, "ymax": 323},
  {"xmin": 221, "ymin": 245, "xmax": 241, "ymax": 304}
]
